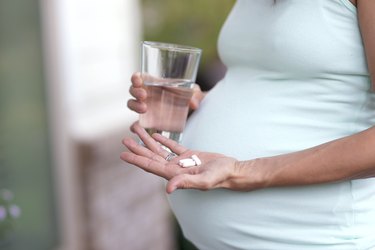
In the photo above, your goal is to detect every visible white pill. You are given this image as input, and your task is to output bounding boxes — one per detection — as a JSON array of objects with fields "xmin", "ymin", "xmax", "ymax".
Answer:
[
  {"xmin": 178, "ymin": 161, "xmax": 188, "ymax": 167},
  {"xmin": 179, "ymin": 159, "xmax": 192, "ymax": 165},
  {"xmin": 179, "ymin": 159, "xmax": 196, "ymax": 168},
  {"xmin": 191, "ymin": 155, "xmax": 201, "ymax": 166}
]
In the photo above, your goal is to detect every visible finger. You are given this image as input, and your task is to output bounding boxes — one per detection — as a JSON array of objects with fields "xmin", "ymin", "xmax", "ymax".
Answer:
[
  {"xmin": 189, "ymin": 96, "xmax": 200, "ymax": 110},
  {"xmin": 127, "ymin": 99, "xmax": 147, "ymax": 113},
  {"xmin": 152, "ymin": 133, "xmax": 188, "ymax": 155},
  {"xmin": 121, "ymin": 151, "xmax": 170, "ymax": 179},
  {"xmin": 131, "ymin": 72, "xmax": 143, "ymax": 87},
  {"xmin": 131, "ymin": 123, "xmax": 171, "ymax": 158},
  {"xmin": 130, "ymin": 121, "xmax": 137, "ymax": 133},
  {"xmin": 129, "ymin": 86, "xmax": 147, "ymax": 100},
  {"xmin": 123, "ymin": 137, "xmax": 165, "ymax": 163},
  {"xmin": 189, "ymin": 84, "xmax": 204, "ymax": 110}
]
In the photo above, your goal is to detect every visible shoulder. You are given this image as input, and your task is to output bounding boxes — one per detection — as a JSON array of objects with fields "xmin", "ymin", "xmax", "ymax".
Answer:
[{"xmin": 349, "ymin": 0, "xmax": 357, "ymax": 7}]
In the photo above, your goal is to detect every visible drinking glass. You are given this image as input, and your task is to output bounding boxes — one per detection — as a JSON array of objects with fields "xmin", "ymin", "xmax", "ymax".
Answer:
[{"xmin": 139, "ymin": 41, "xmax": 202, "ymax": 142}]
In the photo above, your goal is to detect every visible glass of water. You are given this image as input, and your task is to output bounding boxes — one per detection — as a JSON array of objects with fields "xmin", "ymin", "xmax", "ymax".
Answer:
[{"xmin": 139, "ymin": 41, "xmax": 202, "ymax": 142}]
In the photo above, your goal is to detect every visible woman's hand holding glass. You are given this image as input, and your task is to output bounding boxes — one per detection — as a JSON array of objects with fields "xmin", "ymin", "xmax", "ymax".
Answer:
[{"xmin": 127, "ymin": 72, "xmax": 206, "ymax": 114}]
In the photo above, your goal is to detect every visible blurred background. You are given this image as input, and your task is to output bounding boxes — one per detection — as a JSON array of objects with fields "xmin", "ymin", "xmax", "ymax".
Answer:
[{"xmin": 0, "ymin": 0, "xmax": 234, "ymax": 249}]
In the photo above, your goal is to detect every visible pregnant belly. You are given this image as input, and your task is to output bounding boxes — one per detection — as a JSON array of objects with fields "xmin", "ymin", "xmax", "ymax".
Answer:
[
  {"xmin": 181, "ymin": 75, "xmax": 367, "ymax": 160},
  {"xmin": 168, "ymin": 182, "xmax": 359, "ymax": 250},
  {"xmin": 172, "ymin": 69, "xmax": 375, "ymax": 249}
]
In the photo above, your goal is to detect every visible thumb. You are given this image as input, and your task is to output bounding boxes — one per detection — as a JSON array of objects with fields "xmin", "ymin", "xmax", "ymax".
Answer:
[
  {"xmin": 166, "ymin": 173, "xmax": 209, "ymax": 193},
  {"xmin": 189, "ymin": 84, "xmax": 204, "ymax": 110},
  {"xmin": 189, "ymin": 96, "xmax": 200, "ymax": 110}
]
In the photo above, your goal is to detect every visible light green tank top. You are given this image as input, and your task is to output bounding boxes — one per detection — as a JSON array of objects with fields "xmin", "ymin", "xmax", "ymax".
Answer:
[{"xmin": 169, "ymin": 1, "xmax": 375, "ymax": 249}]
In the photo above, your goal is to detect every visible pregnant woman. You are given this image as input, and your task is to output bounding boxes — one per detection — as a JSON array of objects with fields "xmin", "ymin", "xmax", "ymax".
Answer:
[{"xmin": 123, "ymin": 0, "xmax": 375, "ymax": 249}]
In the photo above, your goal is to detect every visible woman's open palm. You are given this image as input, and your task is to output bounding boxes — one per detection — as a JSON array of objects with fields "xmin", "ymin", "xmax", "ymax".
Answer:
[{"xmin": 121, "ymin": 123, "xmax": 240, "ymax": 193}]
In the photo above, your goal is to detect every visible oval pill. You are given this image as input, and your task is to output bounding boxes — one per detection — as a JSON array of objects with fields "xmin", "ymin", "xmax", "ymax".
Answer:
[{"xmin": 191, "ymin": 155, "xmax": 201, "ymax": 166}]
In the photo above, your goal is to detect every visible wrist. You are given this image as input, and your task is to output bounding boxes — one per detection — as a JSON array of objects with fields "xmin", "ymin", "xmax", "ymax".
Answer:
[{"xmin": 229, "ymin": 158, "xmax": 271, "ymax": 191}]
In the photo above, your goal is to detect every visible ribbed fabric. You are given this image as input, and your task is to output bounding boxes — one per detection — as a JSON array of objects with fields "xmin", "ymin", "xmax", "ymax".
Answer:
[{"xmin": 168, "ymin": 1, "xmax": 375, "ymax": 249}]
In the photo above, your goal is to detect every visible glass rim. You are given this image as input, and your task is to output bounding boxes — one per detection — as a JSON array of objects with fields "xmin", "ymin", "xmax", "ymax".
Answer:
[{"xmin": 142, "ymin": 41, "xmax": 202, "ymax": 53}]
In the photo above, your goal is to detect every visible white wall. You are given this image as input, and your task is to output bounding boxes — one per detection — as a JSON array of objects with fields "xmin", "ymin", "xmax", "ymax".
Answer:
[
  {"xmin": 50, "ymin": 0, "xmax": 141, "ymax": 138},
  {"xmin": 40, "ymin": 0, "xmax": 143, "ymax": 249}
]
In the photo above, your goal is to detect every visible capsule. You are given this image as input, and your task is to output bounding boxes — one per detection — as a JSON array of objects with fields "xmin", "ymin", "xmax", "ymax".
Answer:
[
  {"xmin": 179, "ymin": 158, "xmax": 196, "ymax": 168},
  {"xmin": 191, "ymin": 155, "xmax": 201, "ymax": 166}
]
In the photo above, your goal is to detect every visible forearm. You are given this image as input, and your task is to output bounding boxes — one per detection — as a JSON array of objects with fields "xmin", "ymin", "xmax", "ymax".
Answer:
[{"xmin": 235, "ymin": 126, "xmax": 375, "ymax": 189}]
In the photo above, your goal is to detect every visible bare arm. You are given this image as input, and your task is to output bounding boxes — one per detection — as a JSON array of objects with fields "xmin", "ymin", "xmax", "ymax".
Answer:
[
  {"xmin": 233, "ymin": 0, "xmax": 375, "ymax": 189},
  {"xmin": 235, "ymin": 126, "xmax": 375, "ymax": 189}
]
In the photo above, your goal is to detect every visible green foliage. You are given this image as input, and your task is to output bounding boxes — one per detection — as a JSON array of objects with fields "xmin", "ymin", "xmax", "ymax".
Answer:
[
  {"xmin": 0, "ymin": 189, "xmax": 21, "ymax": 242},
  {"xmin": 141, "ymin": 0, "xmax": 235, "ymax": 67}
]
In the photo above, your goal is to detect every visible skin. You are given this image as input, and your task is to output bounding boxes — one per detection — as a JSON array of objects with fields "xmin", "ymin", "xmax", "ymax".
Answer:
[
  {"xmin": 127, "ymin": 72, "xmax": 206, "ymax": 113},
  {"xmin": 122, "ymin": 0, "xmax": 375, "ymax": 194}
]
